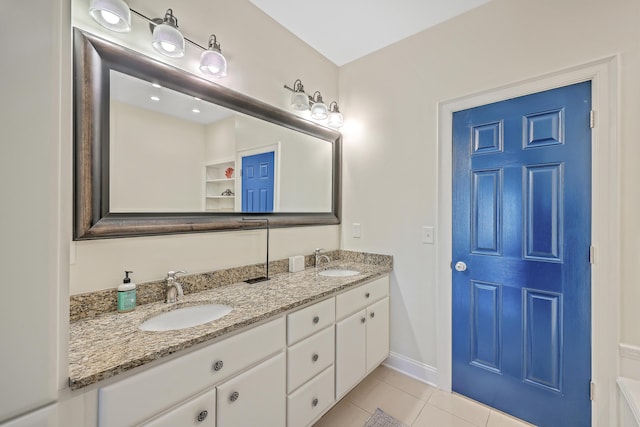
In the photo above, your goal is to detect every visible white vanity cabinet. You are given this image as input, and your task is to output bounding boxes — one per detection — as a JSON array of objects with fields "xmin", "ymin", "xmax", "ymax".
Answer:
[
  {"xmin": 286, "ymin": 297, "xmax": 336, "ymax": 426},
  {"xmin": 92, "ymin": 274, "xmax": 391, "ymax": 427},
  {"xmin": 335, "ymin": 276, "xmax": 390, "ymax": 399},
  {"xmin": 97, "ymin": 317, "xmax": 284, "ymax": 427}
]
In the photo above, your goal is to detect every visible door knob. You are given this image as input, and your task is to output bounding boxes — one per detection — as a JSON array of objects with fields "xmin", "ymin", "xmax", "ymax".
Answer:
[{"xmin": 454, "ymin": 261, "xmax": 467, "ymax": 272}]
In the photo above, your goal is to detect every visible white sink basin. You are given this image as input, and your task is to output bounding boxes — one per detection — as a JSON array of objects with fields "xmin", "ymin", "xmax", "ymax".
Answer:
[
  {"xmin": 139, "ymin": 304, "xmax": 233, "ymax": 332},
  {"xmin": 318, "ymin": 269, "xmax": 360, "ymax": 277}
]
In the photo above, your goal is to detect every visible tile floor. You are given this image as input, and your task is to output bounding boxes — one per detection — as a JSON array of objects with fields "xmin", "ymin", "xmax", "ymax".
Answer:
[{"xmin": 313, "ymin": 365, "xmax": 535, "ymax": 427}]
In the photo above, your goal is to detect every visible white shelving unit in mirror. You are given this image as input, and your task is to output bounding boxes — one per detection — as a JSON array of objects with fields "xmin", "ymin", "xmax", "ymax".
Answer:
[{"xmin": 205, "ymin": 160, "xmax": 236, "ymax": 211}]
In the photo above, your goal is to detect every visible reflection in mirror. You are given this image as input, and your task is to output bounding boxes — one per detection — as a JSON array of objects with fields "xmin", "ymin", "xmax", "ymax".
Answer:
[
  {"xmin": 109, "ymin": 70, "xmax": 333, "ymax": 213},
  {"xmin": 73, "ymin": 29, "xmax": 341, "ymax": 239}
]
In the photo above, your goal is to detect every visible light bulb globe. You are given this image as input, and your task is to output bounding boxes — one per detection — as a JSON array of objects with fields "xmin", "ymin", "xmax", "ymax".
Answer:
[
  {"xmin": 152, "ymin": 22, "xmax": 185, "ymax": 58},
  {"xmin": 310, "ymin": 102, "xmax": 328, "ymax": 120},
  {"xmin": 89, "ymin": 0, "xmax": 131, "ymax": 32},
  {"xmin": 291, "ymin": 92, "xmax": 309, "ymax": 111},
  {"xmin": 200, "ymin": 50, "xmax": 227, "ymax": 77}
]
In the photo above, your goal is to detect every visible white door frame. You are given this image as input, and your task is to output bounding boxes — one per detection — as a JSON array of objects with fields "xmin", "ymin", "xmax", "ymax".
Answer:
[{"xmin": 436, "ymin": 56, "xmax": 620, "ymax": 426}]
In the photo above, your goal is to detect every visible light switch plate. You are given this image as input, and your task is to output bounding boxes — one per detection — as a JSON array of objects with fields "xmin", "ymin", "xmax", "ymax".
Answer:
[
  {"xmin": 352, "ymin": 223, "xmax": 361, "ymax": 238},
  {"xmin": 422, "ymin": 226, "xmax": 434, "ymax": 244}
]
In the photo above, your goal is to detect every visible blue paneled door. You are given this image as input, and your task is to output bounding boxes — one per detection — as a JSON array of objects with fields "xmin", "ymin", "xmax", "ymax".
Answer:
[
  {"xmin": 242, "ymin": 151, "xmax": 275, "ymax": 212},
  {"xmin": 452, "ymin": 82, "xmax": 592, "ymax": 427}
]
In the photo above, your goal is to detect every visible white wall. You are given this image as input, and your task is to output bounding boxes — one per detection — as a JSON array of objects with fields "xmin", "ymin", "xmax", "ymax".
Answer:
[
  {"xmin": 279, "ymin": 134, "xmax": 332, "ymax": 212},
  {"xmin": 110, "ymin": 101, "xmax": 205, "ymax": 212},
  {"xmin": 70, "ymin": 0, "xmax": 340, "ymax": 294},
  {"xmin": 205, "ymin": 116, "xmax": 236, "ymax": 164},
  {"xmin": 339, "ymin": 0, "xmax": 640, "ymax": 373}
]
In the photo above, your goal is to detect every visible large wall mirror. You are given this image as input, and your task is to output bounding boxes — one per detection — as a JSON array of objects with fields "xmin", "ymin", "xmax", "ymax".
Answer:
[{"xmin": 74, "ymin": 29, "xmax": 341, "ymax": 239}]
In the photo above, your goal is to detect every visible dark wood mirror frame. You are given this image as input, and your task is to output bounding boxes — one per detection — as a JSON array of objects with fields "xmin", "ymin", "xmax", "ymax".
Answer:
[{"xmin": 73, "ymin": 29, "xmax": 341, "ymax": 240}]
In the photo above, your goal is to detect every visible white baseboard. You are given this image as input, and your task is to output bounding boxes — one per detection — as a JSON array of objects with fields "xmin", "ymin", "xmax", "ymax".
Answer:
[
  {"xmin": 621, "ymin": 343, "xmax": 640, "ymax": 381},
  {"xmin": 382, "ymin": 352, "xmax": 438, "ymax": 388}
]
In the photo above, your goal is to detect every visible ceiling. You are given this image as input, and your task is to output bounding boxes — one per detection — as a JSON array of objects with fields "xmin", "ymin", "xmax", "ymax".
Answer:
[
  {"xmin": 111, "ymin": 70, "xmax": 234, "ymax": 125},
  {"xmin": 249, "ymin": 0, "xmax": 492, "ymax": 66}
]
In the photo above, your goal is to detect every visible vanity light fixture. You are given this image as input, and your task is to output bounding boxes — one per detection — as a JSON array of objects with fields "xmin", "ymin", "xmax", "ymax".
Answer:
[
  {"xmin": 151, "ymin": 9, "xmax": 185, "ymax": 58},
  {"xmin": 88, "ymin": 2, "xmax": 229, "ymax": 77},
  {"xmin": 199, "ymin": 35, "xmax": 227, "ymax": 77},
  {"xmin": 327, "ymin": 102, "xmax": 344, "ymax": 129},
  {"xmin": 283, "ymin": 80, "xmax": 344, "ymax": 128},
  {"xmin": 309, "ymin": 91, "xmax": 328, "ymax": 120},
  {"xmin": 284, "ymin": 79, "xmax": 309, "ymax": 111},
  {"xmin": 89, "ymin": 0, "xmax": 131, "ymax": 32}
]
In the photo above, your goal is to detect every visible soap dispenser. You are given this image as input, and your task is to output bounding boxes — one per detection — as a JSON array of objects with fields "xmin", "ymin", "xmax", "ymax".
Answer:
[{"xmin": 117, "ymin": 271, "xmax": 137, "ymax": 313}]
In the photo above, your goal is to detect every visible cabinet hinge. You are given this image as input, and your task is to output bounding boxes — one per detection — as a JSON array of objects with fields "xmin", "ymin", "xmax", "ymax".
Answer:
[
  {"xmin": 589, "ymin": 245, "xmax": 596, "ymax": 265},
  {"xmin": 590, "ymin": 381, "xmax": 596, "ymax": 401},
  {"xmin": 590, "ymin": 110, "xmax": 595, "ymax": 129}
]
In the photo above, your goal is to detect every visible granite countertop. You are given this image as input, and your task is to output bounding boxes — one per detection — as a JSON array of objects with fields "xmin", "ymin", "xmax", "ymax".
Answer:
[{"xmin": 68, "ymin": 261, "xmax": 391, "ymax": 390}]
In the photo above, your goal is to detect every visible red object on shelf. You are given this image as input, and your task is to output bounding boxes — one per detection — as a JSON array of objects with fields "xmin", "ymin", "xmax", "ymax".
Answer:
[{"xmin": 225, "ymin": 167, "xmax": 234, "ymax": 178}]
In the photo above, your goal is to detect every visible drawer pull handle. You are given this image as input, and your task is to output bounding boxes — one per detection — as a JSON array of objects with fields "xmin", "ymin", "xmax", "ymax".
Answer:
[
  {"xmin": 312, "ymin": 398, "xmax": 319, "ymax": 407},
  {"xmin": 365, "ymin": 292, "xmax": 370, "ymax": 298},
  {"xmin": 313, "ymin": 316, "xmax": 320, "ymax": 324},
  {"xmin": 197, "ymin": 410, "xmax": 208, "ymax": 422},
  {"xmin": 213, "ymin": 360, "xmax": 224, "ymax": 372},
  {"xmin": 361, "ymin": 317, "xmax": 366, "ymax": 324},
  {"xmin": 370, "ymin": 312, "xmax": 375, "ymax": 318},
  {"xmin": 229, "ymin": 391, "xmax": 239, "ymax": 402},
  {"xmin": 312, "ymin": 353, "xmax": 319, "ymax": 362}
]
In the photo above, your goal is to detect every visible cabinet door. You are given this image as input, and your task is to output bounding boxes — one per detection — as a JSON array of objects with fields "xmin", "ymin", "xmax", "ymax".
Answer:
[
  {"xmin": 143, "ymin": 389, "xmax": 215, "ymax": 427},
  {"xmin": 366, "ymin": 297, "xmax": 390, "ymax": 372},
  {"xmin": 335, "ymin": 310, "xmax": 366, "ymax": 399},
  {"xmin": 216, "ymin": 353, "xmax": 285, "ymax": 426}
]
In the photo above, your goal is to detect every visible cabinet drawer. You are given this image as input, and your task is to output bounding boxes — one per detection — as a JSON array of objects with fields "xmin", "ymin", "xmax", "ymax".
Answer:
[
  {"xmin": 98, "ymin": 316, "xmax": 285, "ymax": 427},
  {"xmin": 287, "ymin": 366, "xmax": 335, "ymax": 427},
  {"xmin": 287, "ymin": 325, "xmax": 335, "ymax": 393},
  {"xmin": 142, "ymin": 388, "xmax": 215, "ymax": 427},
  {"xmin": 336, "ymin": 276, "xmax": 389, "ymax": 320},
  {"xmin": 287, "ymin": 297, "xmax": 335, "ymax": 345}
]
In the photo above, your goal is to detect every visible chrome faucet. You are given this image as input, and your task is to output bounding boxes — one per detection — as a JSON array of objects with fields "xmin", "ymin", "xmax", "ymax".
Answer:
[
  {"xmin": 314, "ymin": 248, "xmax": 331, "ymax": 270},
  {"xmin": 166, "ymin": 270, "xmax": 186, "ymax": 303}
]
